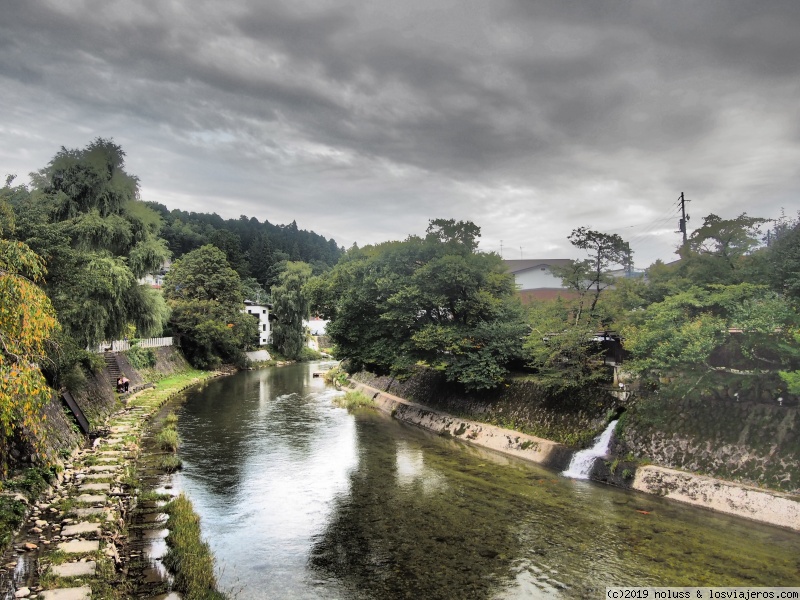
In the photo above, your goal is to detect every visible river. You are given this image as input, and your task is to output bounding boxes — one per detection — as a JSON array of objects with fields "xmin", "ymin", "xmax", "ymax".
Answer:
[{"xmin": 171, "ymin": 363, "xmax": 800, "ymax": 599}]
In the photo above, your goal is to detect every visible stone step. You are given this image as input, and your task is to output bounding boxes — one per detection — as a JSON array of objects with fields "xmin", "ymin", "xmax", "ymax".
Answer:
[
  {"xmin": 75, "ymin": 494, "xmax": 107, "ymax": 504},
  {"xmin": 57, "ymin": 539, "xmax": 100, "ymax": 554},
  {"xmin": 61, "ymin": 522, "xmax": 101, "ymax": 537},
  {"xmin": 50, "ymin": 560, "xmax": 97, "ymax": 578},
  {"xmin": 41, "ymin": 586, "xmax": 92, "ymax": 600},
  {"xmin": 79, "ymin": 483, "xmax": 111, "ymax": 492}
]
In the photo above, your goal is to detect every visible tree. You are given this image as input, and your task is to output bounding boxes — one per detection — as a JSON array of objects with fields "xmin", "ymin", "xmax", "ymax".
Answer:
[
  {"xmin": 0, "ymin": 199, "xmax": 60, "ymax": 472},
  {"xmin": 558, "ymin": 227, "xmax": 632, "ymax": 319},
  {"xmin": 14, "ymin": 139, "xmax": 171, "ymax": 347},
  {"xmin": 163, "ymin": 245, "xmax": 254, "ymax": 368},
  {"xmin": 622, "ymin": 283, "xmax": 798, "ymax": 397},
  {"xmin": 523, "ymin": 228, "xmax": 631, "ymax": 389},
  {"xmin": 319, "ymin": 221, "xmax": 527, "ymax": 389},
  {"xmin": 677, "ymin": 213, "xmax": 769, "ymax": 286},
  {"xmin": 272, "ymin": 261, "xmax": 312, "ymax": 360}
]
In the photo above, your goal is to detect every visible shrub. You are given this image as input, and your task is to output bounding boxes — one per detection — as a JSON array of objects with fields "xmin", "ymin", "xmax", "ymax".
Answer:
[{"xmin": 126, "ymin": 345, "xmax": 157, "ymax": 370}]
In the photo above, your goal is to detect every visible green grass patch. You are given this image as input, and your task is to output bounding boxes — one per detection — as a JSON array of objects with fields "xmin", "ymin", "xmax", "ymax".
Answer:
[
  {"xmin": 159, "ymin": 454, "xmax": 183, "ymax": 473},
  {"xmin": 155, "ymin": 428, "xmax": 180, "ymax": 452},
  {"xmin": 332, "ymin": 390, "xmax": 374, "ymax": 410},
  {"xmin": 163, "ymin": 494, "xmax": 227, "ymax": 600},
  {"xmin": 163, "ymin": 412, "xmax": 179, "ymax": 426},
  {"xmin": 323, "ymin": 366, "xmax": 349, "ymax": 387}
]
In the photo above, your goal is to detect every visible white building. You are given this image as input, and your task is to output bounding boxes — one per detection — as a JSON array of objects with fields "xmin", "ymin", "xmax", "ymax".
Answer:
[
  {"xmin": 243, "ymin": 301, "xmax": 272, "ymax": 345},
  {"xmin": 304, "ymin": 317, "xmax": 328, "ymax": 336}
]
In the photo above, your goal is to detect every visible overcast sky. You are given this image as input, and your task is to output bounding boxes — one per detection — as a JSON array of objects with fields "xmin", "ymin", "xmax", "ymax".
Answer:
[{"xmin": 2, "ymin": 1, "xmax": 798, "ymax": 267}]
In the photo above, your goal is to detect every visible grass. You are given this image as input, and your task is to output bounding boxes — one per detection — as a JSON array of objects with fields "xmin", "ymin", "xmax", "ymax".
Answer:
[
  {"xmin": 163, "ymin": 494, "xmax": 227, "ymax": 600},
  {"xmin": 159, "ymin": 454, "xmax": 183, "ymax": 473},
  {"xmin": 164, "ymin": 412, "xmax": 179, "ymax": 426},
  {"xmin": 332, "ymin": 390, "xmax": 375, "ymax": 410},
  {"xmin": 323, "ymin": 366, "xmax": 349, "ymax": 387},
  {"xmin": 155, "ymin": 427, "xmax": 180, "ymax": 452}
]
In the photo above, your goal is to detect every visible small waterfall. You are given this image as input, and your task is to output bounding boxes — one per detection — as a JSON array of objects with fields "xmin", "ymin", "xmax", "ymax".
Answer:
[{"xmin": 562, "ymin": 420, "xmax": 618, "ymax": 479}]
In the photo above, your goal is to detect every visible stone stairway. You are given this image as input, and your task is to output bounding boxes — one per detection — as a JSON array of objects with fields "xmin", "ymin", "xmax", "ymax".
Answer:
[
  {"xmin": 3, "ymin": 407, "xmax": 182, "ymax": 600},
  {"xmin": 103, "ymin": 353, "xmax": 120, "ymax": 388}
]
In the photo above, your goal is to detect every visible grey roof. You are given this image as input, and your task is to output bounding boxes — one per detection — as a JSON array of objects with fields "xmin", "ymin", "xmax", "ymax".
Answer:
[{"xmin": 503, "ymin": 259, "xmax": 573, "ymax": 274}]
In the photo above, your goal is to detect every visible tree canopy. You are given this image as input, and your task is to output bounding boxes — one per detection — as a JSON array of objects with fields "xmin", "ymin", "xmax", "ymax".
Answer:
[
  {"xmin": 316, "ymin": 220, "xmax": 527, "ymax": 389},
  {"xmin": 163, "ymin": 245, "xmax": 254, "ymax": 369}
]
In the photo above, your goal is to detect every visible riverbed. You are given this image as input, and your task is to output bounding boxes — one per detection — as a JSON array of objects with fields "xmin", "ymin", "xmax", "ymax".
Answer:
[{"xmin": 171, "ymin": 363, "xmax": 800, "ymax": 599}]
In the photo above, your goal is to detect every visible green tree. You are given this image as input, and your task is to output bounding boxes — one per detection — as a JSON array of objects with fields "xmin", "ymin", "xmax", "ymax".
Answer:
[
  {"xmin": 524, "ymin": 227, "xmax": 631, "ymax": 389},
  {"xmin": 320, "ymin": 221, "xmax": 527, "ymax": 389},
  {"xmin": 272, "ymin": 261, "xmax": 312, "ymax": 360},
  {"xmin": 14, "ymin": 140, "xmax": 171, "ymax": 347},
  {"xmin": 163, "ymin": 245, "xmax": 254, "ymax": 368}
]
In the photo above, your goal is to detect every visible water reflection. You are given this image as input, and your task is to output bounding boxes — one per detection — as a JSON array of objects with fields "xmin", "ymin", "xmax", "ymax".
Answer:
[{"xmin": 175, "ymin": 364, "xmax": 800, "ymax": 600}]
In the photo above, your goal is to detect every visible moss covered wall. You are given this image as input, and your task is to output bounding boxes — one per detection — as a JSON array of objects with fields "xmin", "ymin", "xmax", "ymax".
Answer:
[
  {"xmin": 353, "ymin": 369, "xmax": 619, "ymax": 446},
  {"xmin": 616, "ymin": 394, "xmax": 799, "ymax": 493}
]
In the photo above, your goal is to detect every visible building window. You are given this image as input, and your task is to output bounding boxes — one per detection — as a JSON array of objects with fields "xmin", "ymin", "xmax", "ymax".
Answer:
[
  {"xmin": 262, "ymin": 324, "xmax": 267, "ymax": 331},
  {"xmin": 263, "ymin": 309, "xmax": 267, "ymax": 314}
]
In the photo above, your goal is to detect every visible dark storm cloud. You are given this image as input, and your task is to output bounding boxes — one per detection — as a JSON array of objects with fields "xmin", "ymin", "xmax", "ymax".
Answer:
[{"xmin": 2, "ymin": 0, "xmax": 799, "ymax": 265}]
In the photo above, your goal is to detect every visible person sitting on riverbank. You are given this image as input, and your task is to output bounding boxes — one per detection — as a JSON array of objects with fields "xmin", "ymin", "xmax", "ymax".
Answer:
[{"xmin": 116, "ymin": 375, "xmax": 130, "ymax": 393}]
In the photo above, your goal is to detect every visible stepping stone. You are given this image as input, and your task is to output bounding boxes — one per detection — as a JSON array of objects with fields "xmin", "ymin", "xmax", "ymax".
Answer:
[
  {"xmin": 75, "ymin": 508, "xmax": 105, "ymax": 518},
  {"xmin": 110, "ymin": 425, "xmax": 131, "ymax": 433},
  {"xmin": 148, "ymin": 593, "xmax": 182, "ymax": 600},
  {"xmin": 76, "ymin": 494, "xmax": 107, "ymax": 504},
  {"xmin": 61, "ymin": 522, "xmax": 101, "ymax": 537},
  {"xmin": 79, "ymin": 483, "xmax": 110, "ymax": 492},
  {"xmin": 82, "ymin": 474, "xmax": 113, "ymax": 481},
  {"xmin": 51, "ymin": 560, "xmax": 96, "ymax": 577},
  {"xmin": 57, "ymin": 539, "xmax": 99, "ymax": 554},
  {"xmin": 87, "ymin": 466, "xmax": 117, "ymax": 472},
  {"xmin": 40, "ymin": 587, "xmax": 92, "ymax": 600},
  {"xmin": 141, "ymin": 528, "xmax": 169, "ymax": 540},
  {"xmin": 97, "ymin": 451, "xmax": 124, "ymax": 456},
  {"xmin": 94, "ymin": 457, "xmax": 118, "ymax": 463}
]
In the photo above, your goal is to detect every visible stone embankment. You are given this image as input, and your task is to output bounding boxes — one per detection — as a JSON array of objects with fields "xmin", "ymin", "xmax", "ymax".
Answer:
[{"xmin": 350, "ymin": 380, "xmax": 800, "ymax": 533}]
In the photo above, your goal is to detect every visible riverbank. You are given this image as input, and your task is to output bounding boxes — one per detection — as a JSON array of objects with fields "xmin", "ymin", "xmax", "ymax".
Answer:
[
  {"xmin": 350, "ymin": 379, "xmax": 800, "ymax": 532},
  {"xmin": 0, "ymin": 370, "xmax": 222, "ymax": 599}
]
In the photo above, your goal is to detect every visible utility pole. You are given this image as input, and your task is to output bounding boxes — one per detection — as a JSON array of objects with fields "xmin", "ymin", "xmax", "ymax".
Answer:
[{"xmin": 678, "ymin": 192, "xmax": 690, "ymax": 245}]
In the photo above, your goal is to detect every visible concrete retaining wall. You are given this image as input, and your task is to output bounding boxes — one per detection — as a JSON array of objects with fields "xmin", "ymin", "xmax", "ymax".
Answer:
[
  {"xmin": 351, "ymin": 382, "xmax": 572, "ymax": 471},
  {"xmin": 633, "ymin": 465, "xmax": 800, "ymax": 531}
]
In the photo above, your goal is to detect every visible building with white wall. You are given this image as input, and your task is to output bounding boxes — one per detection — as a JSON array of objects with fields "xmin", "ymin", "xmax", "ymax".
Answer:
[{"xmin": 243, "ymin": 301, "xmax": 272, "ymax": 345}]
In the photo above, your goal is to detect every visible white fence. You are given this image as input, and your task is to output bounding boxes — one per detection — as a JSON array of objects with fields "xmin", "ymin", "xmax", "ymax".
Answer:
[{"xmin": 93, "ymin": 337, "xmax": 173, "ymax": 353}]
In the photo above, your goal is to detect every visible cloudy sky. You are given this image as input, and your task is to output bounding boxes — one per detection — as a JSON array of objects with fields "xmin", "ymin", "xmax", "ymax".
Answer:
[{"xmin": 2, "ymin": 1, "xmax": 798, "ymax": 267}]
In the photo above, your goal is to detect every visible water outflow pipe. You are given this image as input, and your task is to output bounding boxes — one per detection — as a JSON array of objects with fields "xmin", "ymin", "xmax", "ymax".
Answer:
[{"xmin": 561, "ymin": 420, "xmax": 618, "ymax": 479}]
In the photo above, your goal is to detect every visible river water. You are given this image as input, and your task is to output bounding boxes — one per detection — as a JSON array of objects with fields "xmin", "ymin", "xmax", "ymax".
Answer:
[{"xmin": 172, "ymin": 363, "xmax": 800, "ymax": 599}]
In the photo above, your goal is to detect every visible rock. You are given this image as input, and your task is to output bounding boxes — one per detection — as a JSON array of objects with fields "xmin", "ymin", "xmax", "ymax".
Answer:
[
  {"xmin": 14, "ymin": 587, "xmax": 30, "ymax": 598},
  {"xmin": 57, "ymin": 539, "xmax": 99, "ymax": 554},
  {"xmin": 23, "ymin": 542, "xmax": 38, "ymax": 551},
  {"xmin": 35, "ymin": 520, "xmax": 48, "ymax": 528},
  {"xmin": 39, "ymin": 587, "xmax": 92, "ymax": 600}
]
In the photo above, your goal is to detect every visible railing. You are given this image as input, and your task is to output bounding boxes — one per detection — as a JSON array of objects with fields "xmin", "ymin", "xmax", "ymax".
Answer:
[{"xmin": 93, "ymin": 337, "xmax": 173, "ymax": 353}]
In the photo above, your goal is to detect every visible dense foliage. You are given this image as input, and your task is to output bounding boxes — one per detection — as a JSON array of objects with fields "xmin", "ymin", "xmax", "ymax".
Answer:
[
  {"xmin": 314, "ymin": 220, "xmax": 528, "ymax": 390},
  {"xmin": 163, "ymin": 245, "xmax": 256, "ymax": 369},
  {"xmin": 147, "ymin": 203, "xmax": 343, "ymax": 295},
  {"xmin": 271, "ymin": 261, "xmax": 312, "ymax": 360},
  {"xmin": 0, "ymin": 204, "xmax": 60, "ymax": 472}
]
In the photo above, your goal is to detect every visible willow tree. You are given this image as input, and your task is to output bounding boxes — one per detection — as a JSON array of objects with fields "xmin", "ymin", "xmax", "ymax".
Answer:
[
  {"xmin": 272, "ymin": 261, "xmax": 312, "ymax": 360},
  {"xmin": 0, "ymin": 201, "xmax": 59, "ymax": 472}
]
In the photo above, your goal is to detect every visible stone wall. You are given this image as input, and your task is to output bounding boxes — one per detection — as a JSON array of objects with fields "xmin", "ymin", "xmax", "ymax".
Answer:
[
  {"xmin": 353, "ymin": 368, "xmax": 620, "ymax": 447},
  {"xmin": 616, "ymin": 393, "xmax": 800, "ymax": 493}
]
